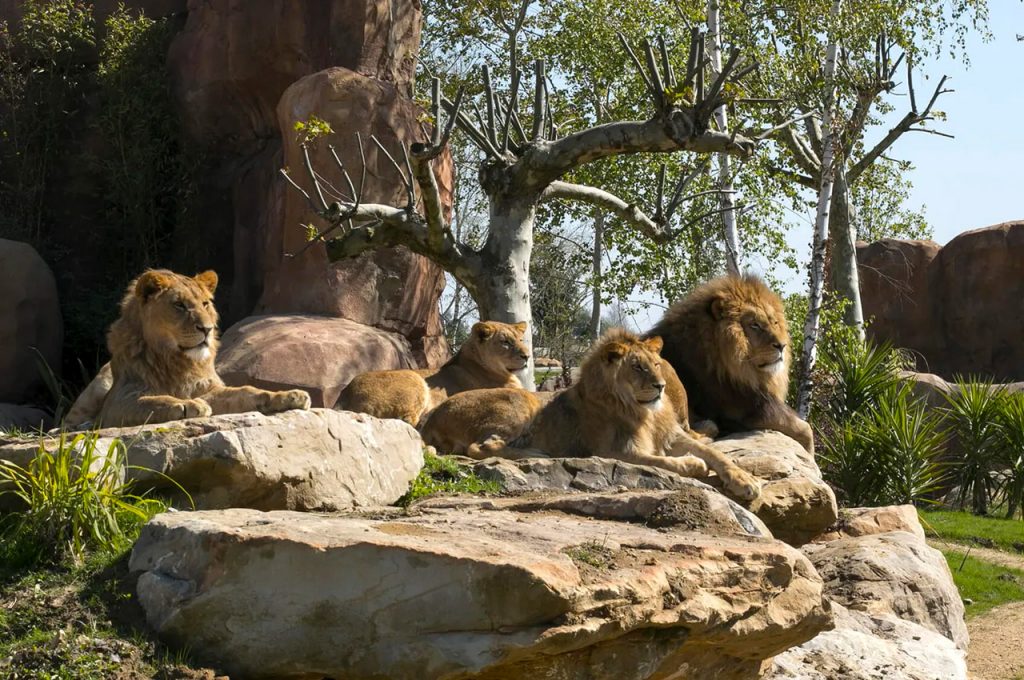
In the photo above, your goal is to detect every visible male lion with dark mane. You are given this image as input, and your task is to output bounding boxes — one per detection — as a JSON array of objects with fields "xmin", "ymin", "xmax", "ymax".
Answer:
[
  {"xmin": 337, "ymin": 320, "xmax": 529, "ymax": 426},
  {"xmin": 65, "ymin": 269, "xmax": 311, "ymax": 428},
  {"xmin": 647, "ymin": 274, "xmax": 813, "ymax": 452},
  {"xmin": 475, "ymin": 329, "xmax": 761, "ymax": 501}
]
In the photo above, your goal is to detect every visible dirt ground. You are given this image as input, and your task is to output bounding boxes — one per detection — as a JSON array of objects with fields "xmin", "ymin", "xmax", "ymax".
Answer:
[{"xmin": 968, "ymin": 601, "xmax": 1024, "ymax": 680}]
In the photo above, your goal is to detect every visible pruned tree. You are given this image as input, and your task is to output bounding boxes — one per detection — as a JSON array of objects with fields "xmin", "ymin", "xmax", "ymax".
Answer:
[{"xmin": 282, "ymin": 31, "xmax": 781, "ymax": 386}]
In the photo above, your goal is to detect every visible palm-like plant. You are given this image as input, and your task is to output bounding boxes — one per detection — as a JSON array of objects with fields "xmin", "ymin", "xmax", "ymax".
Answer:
[
  {"xmin": 943, "ymin": 378, "xmax": 1007, "ymax": 515},
  {"xmin": 994, "ymin": 392, "xmax": 1024, "ymax": 519}
]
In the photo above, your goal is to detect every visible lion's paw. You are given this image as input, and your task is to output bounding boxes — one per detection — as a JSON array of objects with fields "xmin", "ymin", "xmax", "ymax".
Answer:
[
  {"xmin": 183, "ymin": 398, "xmax": 213, "ymax": 419},
  {"xmin": 675, "ymin": 455, "xmax": 709, "ymax": 478},
  {"xmin": 723, "ymin": 466, "xmax": 761, "ymax": 502},
  {"xmin": 269, "ymin": 389, "xmax": 312, "ymax": 412}
]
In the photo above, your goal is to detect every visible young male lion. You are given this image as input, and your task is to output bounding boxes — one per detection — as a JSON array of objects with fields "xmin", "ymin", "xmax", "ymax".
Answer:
[
  {"xmin": 476, "ymin": 329, "xmax": 761, "ymax": 501},
  {"xmin": 337, "ymin": 320, "xmax": 529, "ymax": 425},
  {"xmin": 67, "ymin": 269, "xmax": 311, "ymax": 428},
  {"xmin": 647, "ymin": 274, "xmax": 814, "ymax": 452}
]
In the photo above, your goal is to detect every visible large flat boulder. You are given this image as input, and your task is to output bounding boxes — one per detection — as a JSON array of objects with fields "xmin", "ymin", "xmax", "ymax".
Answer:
[
  {"xmin": 765, "ymin": 603, "xmax": 967, "ymax": 680},
  {"xmin": 802, "ymin": 531, "xmax": 968, "ymax": 650},
  {"xmin": 0, "ymin": 409, "xmax": 422, "ymax": 512},
  {"xmin": 710, "ymin": 431, "xmax": 838, "ymax": 546},
  {"xmin": 813, "ymin": 505, "xmax": 926, "ymax": 543},
  {"xmin": 217, "ymin": 315, "xmax": 419, "ymax": 408},
  {"xmin": 130, "ymin": 498, "xmax": 831, "ymax": 680}
]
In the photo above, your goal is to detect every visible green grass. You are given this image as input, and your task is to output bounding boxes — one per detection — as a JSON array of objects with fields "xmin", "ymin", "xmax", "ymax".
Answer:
[
  {"xmin": 396, "ymin": 451, "xmax": 501, "ymax": 507},
  {"xmin": 941, "ymin": 549, "xmax": 1024, "ymax": 617},
  {"xmin": 920, "ymin": 509, "xmax": 1024, "ymax": 553}
]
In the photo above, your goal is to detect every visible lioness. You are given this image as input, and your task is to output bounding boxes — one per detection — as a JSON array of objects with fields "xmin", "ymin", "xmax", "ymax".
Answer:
[
  {"xmin": 66, "ymin": 269, "xmax": 311, "ymax": 428},
  {"xmin": 647, "ymin": 274, "xmax": 814, "ymax": 452},
  {"xmin": 476, "ymin": 329, "xmax": 761, "ymax": 501},
  {"xmin": 337, "ymin": 320, "xmax": 529, "ymax": 425},
  {"xmin": 419, "ymin": 387, "xmax": 544, "ymax": 456}
]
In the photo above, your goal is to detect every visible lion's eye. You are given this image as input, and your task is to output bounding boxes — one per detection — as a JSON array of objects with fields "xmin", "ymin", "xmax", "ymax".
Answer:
[
  {"xmin": 632, "ymin": 363, "xmax": 643, "ymax": 372},
  {"xmin": 502, "ymin": 341, "xmax": 512, "ymax": 349},
  {"xmin": 174, "ymin": 301, "xmax": 188, "ymax": 312},
  {"xmin": 750, "ymin": 322, "xmax": 762, "ymax": 331}
]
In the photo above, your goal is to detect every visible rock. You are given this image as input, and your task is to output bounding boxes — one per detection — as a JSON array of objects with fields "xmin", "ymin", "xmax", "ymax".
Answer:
[
  {"xmin": 859, "ymin": 222, "xmax": 1024, "ymax": 381},
  {"xmin": 0, "ymin": 240, "xmax": 62, "ymax": 404},
  {"xmin": 0, "ymin": 409, "xmax": 423, "ymax": 512},
  {"xmin": 423, "ymin": 486, "xmax": 773, "ymax": 538},
  {"xmin": 0, "ymin": 404, "xmax": 52, "ymax": 433},
  {"xmin": 710, "ymin": 431, "xmax": 838, "ymax": 546},
  {"xmin": 217, "ymin": 315, "xmax": 418, "ymax": 408},
  {"xmin": 802, "ymin": 531, "xmax": 968, "ymax": 650},
  {"xmin": 900, "ymin": 370, "xmax": 955, "ymax": 409},
  {"xmin": 466, "ymin": 455, "xmax": 712, "ymax": 494},
  {"xmin": 260, "ymin": 66, "xmax": 451, "ymax": 366},
  {"xmin": 765, "ymin": 603, "xmax": 967, "ymax": 680},
  {"xmin": 814, "ymin": 505, "xmax": 926, "ymax": 543},
  {"xmin": 130, "ymin": 502, "xmax": 831, "ymax": 680}
]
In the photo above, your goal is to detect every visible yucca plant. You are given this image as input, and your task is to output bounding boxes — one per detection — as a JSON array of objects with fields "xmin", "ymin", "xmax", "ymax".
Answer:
[
  {"xmin": 994, "ymin": 392, "xmax": 1024, "ymax": 519},
  {"xmin": 818, "ymin": 336, "xmax": 909, "ymax": 425},
  {"xmin": 0, "ymin": 431, "xmax": 169, "ymax": 567},
  {"xmin": 943, "ymin": 378, "xmax": 1007, "ymax": 515}
]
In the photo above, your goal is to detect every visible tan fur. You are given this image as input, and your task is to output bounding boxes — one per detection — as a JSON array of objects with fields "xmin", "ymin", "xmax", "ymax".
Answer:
[
  {"xmin": 480, "ymin": 329, "xmax": 761, "ymax": 500},
  {"xmin": 648, "ymin": 274, "xmax": 814, "ymax": 452},
  {"xmin": 64, "ymin": 363, "xmax": 114, "ymax": 427},
  {"xmin": 420, "ymin": 387, "xmax": 542, "ymax": 456},
  {"xmin": 338, "ymin": 320, "xmax": 529, "ymax": 425},
  {"xmin": 71, "ymin": 269, "xmax": 311, "ymax": 428}
]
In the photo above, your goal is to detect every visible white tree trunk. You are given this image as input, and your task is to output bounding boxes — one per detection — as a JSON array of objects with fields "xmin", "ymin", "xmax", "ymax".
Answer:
[
  {"xmin": 708, "ymin": 0, "xmax": 741, "ymax": 274},
  {"xmin": 590, "ymin": 210, "xmax": 604, "ymax": 340},
  {"xmin": 479, "ymin": 196, "xmax": 536, "ymax": 390},
  {"xmin": 829, "ymin": 162, "xmax": 866, "ymax": 338},
  {"xmin": 797, "ymin": 0, "xmax": 843, "ymax": 419}
]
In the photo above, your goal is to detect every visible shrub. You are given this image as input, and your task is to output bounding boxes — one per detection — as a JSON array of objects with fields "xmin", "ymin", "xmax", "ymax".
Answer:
[
  {"xmin": 943, "ymin": 378, "xmax": 1007, "ymax": 515},
  {"xmin": 397, "ymin": 451, "xmax": 500, "ymax": 506},
  {"xmin": 0, "ymin": 431, "xmax": 168, "ymax": 567},
  {"xmin": 994, "ymin": 392, "xmax": 1024, "ymax": 519}
]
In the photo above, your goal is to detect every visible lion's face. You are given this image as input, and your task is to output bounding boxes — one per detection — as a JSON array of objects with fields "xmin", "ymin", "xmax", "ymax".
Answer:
[
  {"xmin": 602, "ymin": 335, "xmax": 668, "ymax": 410},
  {"xmin": 711, "ymin": 295, "xmax": 789, "ymax": 377},
  {"xmin": 134, "ymin": 270, "xmax": 220, "ymax": 362},
  {"xmin": 470, "ymin": 321, "xmax": 530, "ymax": 372}
]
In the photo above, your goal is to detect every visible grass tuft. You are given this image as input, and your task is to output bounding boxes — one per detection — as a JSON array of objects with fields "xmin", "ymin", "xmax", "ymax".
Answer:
[
  {"xmin": 396, "ymin": 451, "xmax": 500, "ymax": 507},
  {"xmin": 940, "ymin": 549, "xmax": 1024, "ymax": 618}
]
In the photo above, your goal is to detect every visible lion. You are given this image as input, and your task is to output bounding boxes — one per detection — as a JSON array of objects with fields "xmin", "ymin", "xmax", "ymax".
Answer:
[
  {"xmin": 419, "ymin": 387, "xmax": 544, "ymax": 456},
  {"xmin": 337, "ymin": 320, "xmax": 529, "ymax": 426},
  {"xmin": 474, "ymin": 329, "xmax": 762, "ymax": 501},
  {"xmin": 646, "ymin": 274, "xmax": 814, "ymax": 452},
  {"xmin": 66, "ymin": 269, "xmax": 311, "ymax": 428}
]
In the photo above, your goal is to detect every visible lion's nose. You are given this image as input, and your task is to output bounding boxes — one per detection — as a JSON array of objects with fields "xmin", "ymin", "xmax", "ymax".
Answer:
[
  {"xmin": 653, "ymin": 382, "xmax": 666, "ymax": 392},
  {"xmin": 197, "ymin": 324, "xmax": 214, "ymax": 336},
  {"xmin": 773, "ymin": 341, "xmax": 786, "ymax": 351},
  {"xmin": 520, "ymin": 351, "xmax": 529, "ymax": 360}
]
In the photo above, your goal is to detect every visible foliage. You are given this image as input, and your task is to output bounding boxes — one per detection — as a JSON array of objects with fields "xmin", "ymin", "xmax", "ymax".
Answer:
[
  {"xmin": 921, "ymin": 510, "xmax": 1024, "ymax": 553},
  {"xmin": 813, "ymin": 337, "xmax": 945, "ymax": 507},
  {"xmin": 0, "ymin": 431, "xmax": 168, "ymax": 568},
  {"xmin": 293, "ymin": 115, "xmax": 334, "ymax": 145},
  {"xmin": 530, "ymin": 233, "xmax": 590, "ymax": 367},
  {"xmin": 994, "ymin": 393, "xmax": 1024, "ymax": 519},
  {"xmin": 852, "ymin": 159, "xmax": 933, "ymax": 242},
  {"xmin": 943, "ymin": 379, "xmax": 1007, "ymax": 515},
  {"xmin": 940, "ymin": 549, "xmax": 1024, "ymax": 618},
  {"xmin": 397, "ymin": 451, "xmax": 500, "ymax": 506},
  {"xmin": 0, "ymin": 2, "xmax": 195, "ymax": 395}
]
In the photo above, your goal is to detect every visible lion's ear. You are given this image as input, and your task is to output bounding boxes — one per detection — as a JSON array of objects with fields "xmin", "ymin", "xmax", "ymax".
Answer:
[
  {"xmin": 511, "ymin": 321, "xmax": 528, "ymax": 337},
  {"xmin": 644, "ymin": 336, "xmax": 664, "ymax": 354},
  {"xmin": 194, "ymin": 270, "xmax": 218, "ymax": 294},
  {"xmin": 472, "ymin": 322, "xmax": 496, "ymax": 341},
  {"xmin": 604, "ymin": 342, "xmax": 628, "ymax": 362},
  {"xmin": 135, "ymin": 271, "xmax": 175, "ymax": 301},
  {"xmin": 708, "ymin": 297, "xmax": 726, "ymax": 320}
]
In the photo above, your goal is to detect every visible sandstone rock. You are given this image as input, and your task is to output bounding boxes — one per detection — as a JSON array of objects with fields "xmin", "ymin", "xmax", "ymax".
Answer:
[
  {"xmin": 802, "ymin": 531, "xmax": 968, "ymax": 649},
  {"xmin": 260, "ymin": 66, "xmax": 451, "ymax": 365},
  {"xmin": 814, "ymin": 505, "xmax": 926, "ymax": 543},
  {"xmin": 0, "ymin": 404, "xmax": 52, "ymax": 433},
  {"xmin": 765, "ymin": 604, "xmax": 967, "ymax": 680},
  {"xmin": 0, "ymin": 240, "xmax": 62, "ymax": 404},
  {"xmin": 217, "ymin": 315, "xmax": 418, "ymax": 408},
  {"xmin": 466, "ymin": 455, "xmax": 711, "ymax": 494},
  {"xmin": 710, "ymin": 431, "xmax": 838, "ymax": 546},
  {"xmin": 0, "ymin": 409, "xmax": 423, "ymax": 512},
  {"xmin": 130, "ymin": 502, "xmax": 830, "ymax": 680},
  {"xmin": 859, "ymin": 223, "xmax": 1024, "ymax": 380}
]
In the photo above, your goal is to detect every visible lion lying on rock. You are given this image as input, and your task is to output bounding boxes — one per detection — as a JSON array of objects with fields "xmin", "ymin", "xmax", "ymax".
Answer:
[
  {"xmin": 469, "ymin": 329, "xmax": 761, "ymax": 501},
  {"xmin": 648, "ymin": 274, "xmax": 814, "ymax": 452},
  {"xmin": 65, "ymin": 269, "xmax": 311, "ymax": 428},
  {"xmin": 337, "ymin": 320, "xmax": 530, "ymax": 426}
]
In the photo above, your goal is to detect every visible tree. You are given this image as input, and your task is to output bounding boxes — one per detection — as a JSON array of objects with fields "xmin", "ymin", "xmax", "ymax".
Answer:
[{"xmin": 284, "ymin": 30, "xmax": 769, "ymax": 387}]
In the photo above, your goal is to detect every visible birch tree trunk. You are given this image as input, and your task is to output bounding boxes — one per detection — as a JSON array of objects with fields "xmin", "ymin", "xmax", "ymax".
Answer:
[
  {"xmin": 590, "ymin": 210, "xmax": 604, "ymax": 340},
  {"xmin": 796, "ymin": 0, "xmax": 843, "ymax": 419},
  {"xmin": 828, "ymin": 162, "xmax": 866, "ymax": 337},
  {"xmin": 708, "ymin": 0, "xmax": 741, "ymax": 274},
  {"xmin": 477, "ymin": 195, "xmax": 537, "ymax": 390}
]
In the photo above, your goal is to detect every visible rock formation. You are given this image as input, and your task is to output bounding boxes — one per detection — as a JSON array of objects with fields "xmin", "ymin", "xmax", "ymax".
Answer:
[{"xmin": 858, "ymin": 221, "xmax": 1024, "ymax": 380}]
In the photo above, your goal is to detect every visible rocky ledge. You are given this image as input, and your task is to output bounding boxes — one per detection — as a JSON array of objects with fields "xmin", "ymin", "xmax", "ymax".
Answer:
[{"xmin": 130, "ymin": 490, "xmax": 831, "ymax": 680}]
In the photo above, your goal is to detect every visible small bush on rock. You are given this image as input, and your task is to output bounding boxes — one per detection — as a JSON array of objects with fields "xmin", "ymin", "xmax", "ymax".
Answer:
[{"xmin": 397, "ymin": 451, "xmax": 500, "ymax": 506}]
